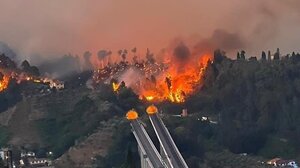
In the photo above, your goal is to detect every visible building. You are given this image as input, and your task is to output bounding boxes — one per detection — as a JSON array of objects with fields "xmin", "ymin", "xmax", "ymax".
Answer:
[
  {"xmin": 181, "ymin": 109, "xmax": 188, "ymax": 117},
  {"xmin": 0, "ymin": 148, "xmax": 13, "ymax": 168},
  {"xmin": 21, "ymin": 151, "xmax": 36, "ymax": 158},
  {"xmin": 267, "ymin": 158, "xmax": 298, "ymax": 168},
  {"xmin": 27, "ymin": 158, "xmax": 52, "ymax": 168},
  {"xmin": 49, "ymin": 80, "xmax": 64, "ymax": 90},
  {"xmin": 276, "ymin": 160, "xmax": 298, "ymax": 168}
]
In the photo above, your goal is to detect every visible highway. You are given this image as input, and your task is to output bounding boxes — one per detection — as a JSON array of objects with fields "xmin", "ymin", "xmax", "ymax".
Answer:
[
  {"xmin": 149, "ymin": 114, "xmax": 189, "ymax": 168},
  {"xmin": 130, "ymin": 119, "xmax": 166, "ymax": 168}
]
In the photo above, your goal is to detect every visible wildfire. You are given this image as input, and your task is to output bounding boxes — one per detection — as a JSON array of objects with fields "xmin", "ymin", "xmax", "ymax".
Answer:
[
  {"xmin": 139, "ymin": 54, "xmax": 212, "ymax": 103},
  {"xmin": 0, "ymin": 75, "xmax": 9, "ymax": 92},
  {"xmin": 94, "ymin": 47, "xmax": 212, "ymax": 104}
]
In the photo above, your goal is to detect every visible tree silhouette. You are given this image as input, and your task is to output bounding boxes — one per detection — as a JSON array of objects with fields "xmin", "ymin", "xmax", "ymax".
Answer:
[
  {"xmin": 237, "ymin": 52, "xmax": 240, "ymax": 60},
  {"xmin": 268, "ymin": 50, "xmax": 271, "ymax": 61},
  {"xmin": 261, "ymin": 51, "xmax": 266, "ymax": 61},
  {"xmin": 240, "ymin": 50, "xmax": 246, "ymax": 60},
  {"xmin": 274, "ymin": 48, "xmax": 280, "ymax": 60}
]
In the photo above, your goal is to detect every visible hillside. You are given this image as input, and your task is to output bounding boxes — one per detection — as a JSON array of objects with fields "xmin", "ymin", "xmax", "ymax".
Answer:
[{"xmin": 1, "ymin": 51, "xmax": 300, "ymax": 167}]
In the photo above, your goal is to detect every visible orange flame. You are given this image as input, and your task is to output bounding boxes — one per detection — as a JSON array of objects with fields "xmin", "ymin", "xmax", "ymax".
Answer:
[
  {"xmin": 0, "ymin": 75, "xmax": 10, "ymax": 92},
  {"xmin": 96, "ymin": 51, "xmax": 212, "ymax": 103},
  {"xmin": 139, "ymin": 54, "xmax": 212, "ymax": 103},
  {"xmin": 112, "ymin": 82, "xmax": 121, "ymax": 92}
]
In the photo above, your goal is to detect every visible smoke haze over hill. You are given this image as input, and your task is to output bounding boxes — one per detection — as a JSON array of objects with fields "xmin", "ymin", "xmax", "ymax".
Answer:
[{"xmin": 0, "ymin": 0, "xmax": 299, "ymax": 61}]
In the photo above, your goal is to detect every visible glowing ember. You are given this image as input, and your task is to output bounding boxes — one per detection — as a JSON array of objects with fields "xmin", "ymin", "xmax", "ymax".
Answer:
[
  {"xmin": 145, "ymin": 96, "xmax": 154, "ymax": 101},
  {"xmin": 112, "ymin": 82, "xmax": 121, "ymax": 92},
  {"xmin": 0, "ymin": 75, "xmax": 9, "ymax": 92}
]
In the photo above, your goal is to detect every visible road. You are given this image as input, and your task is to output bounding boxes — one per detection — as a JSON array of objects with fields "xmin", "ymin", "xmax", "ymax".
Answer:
[
  {"xmin": 131, "ymin": 119, "xmax": 165, "ymax": 168},
  {"xmin": 150, "ymin": 114, "xmax": 188, "ymax": 168}
]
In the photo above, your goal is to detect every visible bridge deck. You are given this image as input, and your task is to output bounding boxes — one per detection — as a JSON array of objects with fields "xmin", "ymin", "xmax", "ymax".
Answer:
[
  {"xmin": 149, "ymin": 114, "xmax": 188, "ymax": 168},
  {"xmin": 131, "ymin": 119, "xmax": 165, "ymax": 168}
]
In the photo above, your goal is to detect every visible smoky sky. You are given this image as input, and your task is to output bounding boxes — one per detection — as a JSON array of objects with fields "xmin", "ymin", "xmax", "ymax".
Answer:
[{"xmin": 0, "ymin": 0, "xmax": 299, "ymax": 61}]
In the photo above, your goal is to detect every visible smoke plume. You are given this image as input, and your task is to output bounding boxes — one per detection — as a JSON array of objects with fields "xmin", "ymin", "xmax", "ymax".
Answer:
[
  {"xmin": 173, "ymin": 42, "xmax": 191, "ymax": 62},
  {"xmin": 0, "ymin": 0, "xmax": 299, "ymax": 61}
]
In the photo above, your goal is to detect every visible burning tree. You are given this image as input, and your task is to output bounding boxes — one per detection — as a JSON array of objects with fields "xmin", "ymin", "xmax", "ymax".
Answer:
[
  {"xmin": 93, "ymin": 44, "xmax": 213, "ymax": 103},
  {"xmin": 0, "ymin": 72, "xmax": 9, "ymax": 92}
]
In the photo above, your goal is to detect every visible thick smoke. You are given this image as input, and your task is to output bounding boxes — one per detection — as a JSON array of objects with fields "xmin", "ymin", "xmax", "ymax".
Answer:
[
  {"xmin": 38, "ymin": 55, "xmax": 81, "ymax": 78},
  {"xmin": 116, "ymin": 67, "xmax": 143, "ymax": 88},
  {"xmin": 0, "ymin": 0, "xmax": 299, "ymax": 62},
  {"xmin": 173, "ymin": 42, "xmax": 191, "ymax": 62},
  {"xmin": 0, "ymin": 41, "xmax": 17, "ymax": 60},
  {"xmin": 193, "ymin": 29, "xmax": 245, "ymax": 56}
]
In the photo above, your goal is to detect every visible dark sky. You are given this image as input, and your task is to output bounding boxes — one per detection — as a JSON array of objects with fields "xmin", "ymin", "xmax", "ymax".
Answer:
[{"xmin": 0, "ymin": 0, "xmax": 299, "ymax": 60}]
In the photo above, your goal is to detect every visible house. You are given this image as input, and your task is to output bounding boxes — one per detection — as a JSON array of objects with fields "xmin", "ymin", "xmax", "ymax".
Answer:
[
  {"xmin": 276, "ymin": 160, "xmax": 298, "ymax": 168},
  {"xmin": 267, "ymin": 158, "xmax": 282, "ymax": 165},
  {"xmin": 27, "ymin": 157, "xmax": 52, "ymax": 167},
  {"xmin": 21, "ymin": 151, "xmax": 36, "ymax": 158},
  {"xmin": 0, "ymin": 148, "xmax": 13, "ymax": 168},
  {"xmin": 267, "ymin": 158, "xmax": 298, "ymax": 168},
  {"xmin": 49, "ymin": 80, "xmax": 64, "ymax": 90}
]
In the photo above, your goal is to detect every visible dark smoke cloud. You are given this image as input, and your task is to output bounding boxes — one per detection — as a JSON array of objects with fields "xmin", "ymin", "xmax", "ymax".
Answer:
[
  {"xmin": 173, "ymin": 42, "xmax": 191, "ymax": 62},
  {"xmin": 38, "ymin": 55, "xmax": 80, "ymax": 78},
  {"xmin": 193, "ymin": 29, "xmax": 245, "ymax": 55}
]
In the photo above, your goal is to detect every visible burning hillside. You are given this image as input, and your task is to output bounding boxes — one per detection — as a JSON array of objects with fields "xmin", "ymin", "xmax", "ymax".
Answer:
[
  {"xmin": 139, "ymin": 54, "xmax": 212, "ymax": 103},
  {"xmin": 0, "ymin": 73, "xmax": 9, "ymax": 92},
  {"xmin": 92, "ymin": 43, "xmax": 213, "ymax": 103},
  {"xmin": 0, "ymin": 54, "xmax": 64, "ymax": 93}
]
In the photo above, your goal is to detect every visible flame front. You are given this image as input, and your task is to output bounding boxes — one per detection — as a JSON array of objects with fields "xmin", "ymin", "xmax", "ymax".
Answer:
[
  {"xmin": 93, "ymin": 49, "xmax": 212, "ymax": 104},
  {"xmin": 139, "ymin": 54, "xmax": 212, "ymax": 103},
  {"xmin": 0, "ymin": 75, "xmax": 9, "ymax": 92}
]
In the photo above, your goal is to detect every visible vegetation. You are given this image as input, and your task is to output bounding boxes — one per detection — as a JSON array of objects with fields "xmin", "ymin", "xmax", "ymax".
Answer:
[
  {"xmin": 95, "ymin": 121, "xmax": 138, "ymax": 168},
  {"xmin": 2, "ymin": 49, "xmax": 300, "ymax": 167},
  {"xmin": 0, "ymin": 126, "xmax": 10, "ymax": 146},
  {"xmin": 0, "ymin": 157, "xmax": 4, "ymax": 167},
  {"xmin": 97, "ymin": 50, "xmax": 300, "ymax": 167},
  {"xmin": 36, "ymin": 84, "xmax": 140, "ymax": 158},
  {"xmin": 0, "ymin": 79, "xmax": 22, "ymax": 112},
  {"xmin": 187, "ymin": 50, "xmax": 300, "ymax": 158}
]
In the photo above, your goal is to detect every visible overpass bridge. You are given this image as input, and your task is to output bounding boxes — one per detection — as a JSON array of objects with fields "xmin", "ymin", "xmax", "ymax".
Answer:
[
  {"xmin": 126, "ymin": 106, "xmax": 188, "ymax": 168},
  {"xmin": 126, "ymin": 110, "xmax": 166, "ymax": 168}
]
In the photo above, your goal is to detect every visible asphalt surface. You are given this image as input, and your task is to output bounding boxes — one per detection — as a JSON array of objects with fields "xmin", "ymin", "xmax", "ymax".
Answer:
[
  {"xmin": 131, "ymin": 120, "xmax": 165, "ymax": 168},
  {"xmin": 150, "ymin": 114, "xmax": 188, "ymax": 168}
]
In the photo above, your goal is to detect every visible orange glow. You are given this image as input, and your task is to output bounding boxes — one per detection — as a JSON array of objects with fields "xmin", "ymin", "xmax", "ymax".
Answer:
[
  {"xmin": 112, "ymin": 82, "xmax": 120, "ymax": 92},
  {"xmin": 93, "ymin": 49, "xmax": 212, "ymax": 103},
  {"xmin": 139, "ymin": 54, "xmax": 212, "ymax": 103},
  {"xmin": 0, "ymin": 75, "xmax": 9, "ymax": 92},
  {"xmin": 146, "ymin": 105, "xmax": 158, "ymax": 115},
  {"xmin": 126, "ymin": 109, "xmax": 138, "ymax": 120},
  {"xmin": 33, "ymin": 79, "xmax": 41, "ymax": 83},
  {"xmin": 145, "ymin": 96, "xmax": 154, "ymax": 101}
]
